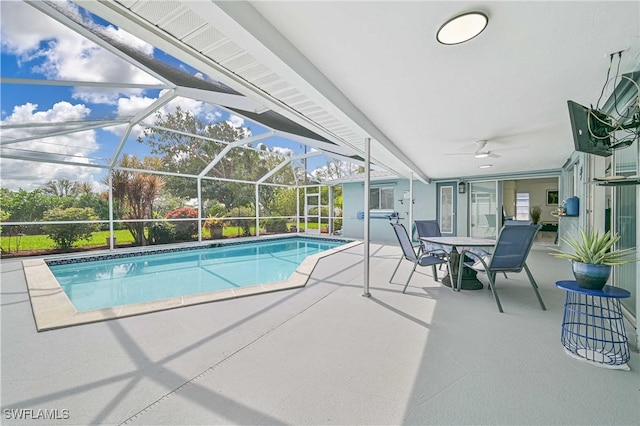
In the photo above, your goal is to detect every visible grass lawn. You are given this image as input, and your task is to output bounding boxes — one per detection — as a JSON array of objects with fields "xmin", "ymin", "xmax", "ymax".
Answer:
[
  {"xmin": 1, "ymin": 230, "xmax": 134, "ymax": 252},
  {"xmin": 1, "ymin": 227, "xmax": 261, "ymax": 252},
  {"xmin": 1, "ymin": 222, "xmax": 339, "ymax": 254}
]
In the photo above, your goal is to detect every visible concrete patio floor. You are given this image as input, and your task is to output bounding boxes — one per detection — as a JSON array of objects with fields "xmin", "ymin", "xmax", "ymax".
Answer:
[{"xmin": 1, "ymin": 243, "xmax": 638, "ymax": 425}]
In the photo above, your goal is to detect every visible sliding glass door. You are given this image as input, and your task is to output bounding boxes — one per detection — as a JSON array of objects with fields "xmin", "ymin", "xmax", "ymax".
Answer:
[
  {"xmin": 469, "ymin": 181, "xmax": 498, "ymax": 238},
  {"xmin": 613, "ymin": 140, "xmax": 638, "ymax": 317}
]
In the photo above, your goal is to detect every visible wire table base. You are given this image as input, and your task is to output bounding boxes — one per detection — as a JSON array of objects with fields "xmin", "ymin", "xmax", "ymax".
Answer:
[{"xmin": 556, "ymin": 280, "xmax": 630, "ymax": 369}]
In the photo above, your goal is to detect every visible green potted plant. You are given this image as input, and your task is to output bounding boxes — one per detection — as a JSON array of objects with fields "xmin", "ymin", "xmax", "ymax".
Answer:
[
  {"xmin": 529, "ymin": 205, "xmax": 541, "ymax": 224},
  {"xmin": 203, "ymin": 215, "xmax": 225, "ymax": 239},
  {"xmin": 550, "ymin": 229, "xmax": 637, "ymax": 289}
]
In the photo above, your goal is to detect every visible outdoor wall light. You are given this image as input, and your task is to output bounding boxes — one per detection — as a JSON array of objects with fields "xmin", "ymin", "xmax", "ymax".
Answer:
[
  {"xmin": 436, "ymin": 11, "xmax": 488, "ymax": 45},
  {"xmin": 458, "ymin": 181, "xmax": 466, "ymax": 194}
]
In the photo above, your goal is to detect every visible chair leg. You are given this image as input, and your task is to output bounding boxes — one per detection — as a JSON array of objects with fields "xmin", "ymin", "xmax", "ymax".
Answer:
[
  {"xmin": 456, "ymin": 255, "xmax": 466, "ymax": 292},
  {"xmin": 486, "ymin": 272, "xmax": 504, "ymax": 313},
  {"xmin": 432, "ymin": 264, "xmax": 439, "ymax": 282},
  {"xmin": 390, "ymin": 255, "xmax": 404, "ymax": 283},
  {"xmin": 524, "ymin": 263, "xmax": 546, "ymax": 310},
  {"xmin": 448, "ymin": 256, "xmax": 457, "ymax": 291},
  {"xmin": 403, "ymin": 263, "xmax": 418, "ymax": 293}
]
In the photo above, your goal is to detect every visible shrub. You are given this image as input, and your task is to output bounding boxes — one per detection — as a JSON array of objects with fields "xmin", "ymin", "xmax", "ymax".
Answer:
[
  {"xmin": 42, "ymin": 207, "xmax": 99, "ymax": 249},
  {"xmin": 228, "ymin": 206, "xmax": 255, "ymax": 236},
  {"xmin": 148, "ymin": 221, "xmax": 176, "ymax": 245},
  {"xmin": 208, "ymin": 202, "xmax": 226, "ymax": 217},
  {"xmin": 307, "ymin": 206, "xmax": 330, "ymax": 217},
  {"xmin": 264, "ymin": 218, "xmax": 289, "ymax": 233},
  {"xmin": 165, "ymin": 207, "xmax": 198, "ymax": 240}
]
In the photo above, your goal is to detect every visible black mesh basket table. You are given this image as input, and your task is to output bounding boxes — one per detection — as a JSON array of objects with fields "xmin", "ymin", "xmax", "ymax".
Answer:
[{"xmin": 556, "ymin": 280, "xmax": 631, "ymax": 370}]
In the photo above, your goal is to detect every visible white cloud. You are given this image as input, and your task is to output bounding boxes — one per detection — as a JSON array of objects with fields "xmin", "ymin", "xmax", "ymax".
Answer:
[
  {"xmin": 269, "ymin": 146, "xmax": 294, "ymax": 157},
  {"xmin": 1, "ymin": 1, "xmax": 161, "ymax": 105},
  {"xmin": 0, "ymin": 101, "xmax": 105, "ymax": 190},
  {"xmin": 227, "ymin": 114, "xmax": 245, "ymax": 128}
]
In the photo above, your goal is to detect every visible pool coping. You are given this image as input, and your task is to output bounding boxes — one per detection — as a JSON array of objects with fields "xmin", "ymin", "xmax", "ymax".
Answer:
[{"xmin": 23, "ymin": 236, "xmax": 362, "ymax": 331}]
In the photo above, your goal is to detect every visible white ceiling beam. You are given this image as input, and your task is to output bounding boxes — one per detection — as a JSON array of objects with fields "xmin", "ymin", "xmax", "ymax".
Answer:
[
  {"xmin": 110, "ymin": 91, "xmax": 178, "ymax": 168},
  {"xmin": 198, "ymin": 132, "xmax": 274, "ymax": 177},
  {"xmin": 291, "ymin": 151, "xmax": 324, "ymax": 161},
  {"xmin": 174, "ymin": 87, "xmax": 269, "ymax": 114},
  {"xmin": 1, "ymin": 77, "xmax": 168, "ymax": 90},
  {"xmin": 257, "ymin": 158, "xmax": 291, "ymax": 184},
  {"xmin": 0, "ymin": 151, "xmax": 107, "ymax": 169},
  {"xmin": 0, "ymin": 118, "xmax": 126, "ymax": 130},
  {"xmin": 137, "ymin": 123, "xmax": 234, "ymax": 147},
  {"xmin": 0, "ymin": 120, "xmax": 126, "ymax": 146},
  {"xmin": 129, "ymin": 91, "xmax": 177, "ymax": 125}
]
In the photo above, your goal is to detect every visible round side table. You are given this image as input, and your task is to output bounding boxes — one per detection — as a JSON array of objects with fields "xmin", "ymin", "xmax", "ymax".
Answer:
[{"xmin": 555, "ymin": 280, "xmax": 630, "ymax": 369}]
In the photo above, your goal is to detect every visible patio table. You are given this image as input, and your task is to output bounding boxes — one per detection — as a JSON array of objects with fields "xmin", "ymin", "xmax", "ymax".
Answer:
[{"xmin": 420, "ymin": 236, "xmax": 496, "ymax": 291}]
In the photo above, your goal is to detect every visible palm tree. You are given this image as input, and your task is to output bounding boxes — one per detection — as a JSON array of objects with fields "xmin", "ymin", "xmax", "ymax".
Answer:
[{"xmin": 109, "ymin": 155, "xmax": 164, "ymax": 246}]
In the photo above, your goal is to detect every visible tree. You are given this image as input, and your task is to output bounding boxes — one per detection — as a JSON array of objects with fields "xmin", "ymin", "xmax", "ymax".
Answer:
[
  {"xmin": 267, "ymin": 188, "xmax": 298, "ymax": 217},
  {"xmin": 137, "ymin": 106, "xmax": 283, "ymax": 208},
  {"xmin": 109, "ymin": 155, "xmax": 164, "ymax": 246},
  {"xmin": 312, "ymin": 159, "xmax": 364, "ymax": 182},
  {"xmin": 0, "ymin": 188, "xmax": 55, "ymax": 223},
  {"xmin": 42, "ymin": 207, "xmax": 99, "ymax": 249},
  {"xmin": 43, "ymin": 179, "xmax": 81, "ymax": 197}
]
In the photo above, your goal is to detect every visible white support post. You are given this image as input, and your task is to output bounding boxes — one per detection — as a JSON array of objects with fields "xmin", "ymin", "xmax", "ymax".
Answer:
[
  {"xmin": 304, "ymin": 187, "xmax": 308, "ymax": 233},
  {"xmin": 255, "ymin": 184, "xmax": 260, "ymax": 236},
  {"xmin": 363, "ymin": 137, "xmax": 371, "ymax": 297},
  {"xmin": 316, "ymin": 185, "xmax": 321, "ymax": 234},
  {"xmin": 296, "ymin": 187, "xmax": 300, "ymax": 233},
  {"xmin": 328, "ymin": 185, "xmax": 334, "ymax": 235},
  {"xmin": 197, "ymin": 178, "xmax": 202, "ymax": 242},
  {"xmin": 409, "ymin": 172, "xmax": 414, "ymax": 234},
  {"xmin": 108, "ymin": 173, "xmax": 114, "ymax": 250}
]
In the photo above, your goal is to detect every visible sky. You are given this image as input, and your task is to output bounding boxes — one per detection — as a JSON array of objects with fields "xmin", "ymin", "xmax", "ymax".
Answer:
[{"xmin": 0, "ymin": 1, "xmax": 357, "ymax": 192}]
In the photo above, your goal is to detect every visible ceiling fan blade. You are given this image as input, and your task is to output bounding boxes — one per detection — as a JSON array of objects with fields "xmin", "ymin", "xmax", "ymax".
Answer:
[{"xmin": 473, "ymin": 140, "xmax": 488, "ymax": 154}]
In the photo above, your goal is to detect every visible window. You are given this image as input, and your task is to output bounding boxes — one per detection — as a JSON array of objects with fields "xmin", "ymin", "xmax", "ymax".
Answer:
[
  {"xmin": 369, "ymin": 187, "xmax": 394, "ymax": 209},
  {"xmin": 515, "ymin": 192, "xmax": 530, "ymax": 220}
]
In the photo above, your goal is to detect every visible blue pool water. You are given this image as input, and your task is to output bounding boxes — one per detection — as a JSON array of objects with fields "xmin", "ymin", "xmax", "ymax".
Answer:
[{"xmin": 48, "ymin": 237, "xmax": 346, "ymax": 311}]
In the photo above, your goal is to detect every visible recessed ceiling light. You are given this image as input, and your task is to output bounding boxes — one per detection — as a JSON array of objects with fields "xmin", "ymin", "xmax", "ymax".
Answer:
[
  {"xmin": 478, "ymin": 164, "xmax": 493, "ymax": 169},
  {"xmin": 437, "ymin": 11, "xmax": 488, "ymax": 45},
  {"xmin": 474, "ymin": 152, "xmax": 490, "ymax": 158}
]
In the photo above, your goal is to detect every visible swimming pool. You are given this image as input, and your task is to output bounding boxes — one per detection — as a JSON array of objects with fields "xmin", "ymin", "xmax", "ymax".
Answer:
[
  {"xmin": 23, "ymin": 235, "xmax": 360, "ymax": 330},
  {"xmin": 49, "ymin": 237, "xmax": 346, "ymax": 311}
]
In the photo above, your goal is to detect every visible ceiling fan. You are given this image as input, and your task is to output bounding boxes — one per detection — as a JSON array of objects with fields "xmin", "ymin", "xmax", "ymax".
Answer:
[{"xmin": 444, "ymin": 140, "xmax": 501, "ymax": 158}]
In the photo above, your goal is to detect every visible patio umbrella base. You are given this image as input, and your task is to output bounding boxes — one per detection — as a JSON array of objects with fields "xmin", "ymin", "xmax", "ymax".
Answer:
[{"xmin": 441, "ymin": 275, "xmax": 484, "ymax": 290}]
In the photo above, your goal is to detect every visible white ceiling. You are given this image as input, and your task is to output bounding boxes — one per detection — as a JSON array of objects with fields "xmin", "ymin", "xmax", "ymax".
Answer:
[{"xmin": 78, "ymin": 1, "xmax": 640, "ymax": 182}]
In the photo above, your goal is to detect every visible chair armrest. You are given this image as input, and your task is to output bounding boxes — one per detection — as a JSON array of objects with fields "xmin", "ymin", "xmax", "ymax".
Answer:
[
  {"xmin": 457, "ymin": 249, "xmax": 491, "ymax": 291},
  {"xmin": 459, "ymin": 249, "xmax": 491, "ymax": 270}
]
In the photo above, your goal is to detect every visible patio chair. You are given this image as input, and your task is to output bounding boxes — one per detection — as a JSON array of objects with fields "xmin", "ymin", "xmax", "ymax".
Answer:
[
  {"xmin": 414, "ymin": 219, "xmax": 449, "ymax": 271},
  {"xmin": 414, "ymin": 220, "xmax": 447, "ymax": 253},
  {"xmin": 389, "ymin": 222, "xmax": 448, "ymax": 293},
  {"xmin": 457, "ymin": 224, "xmax": 546, "ymax": 313}
]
